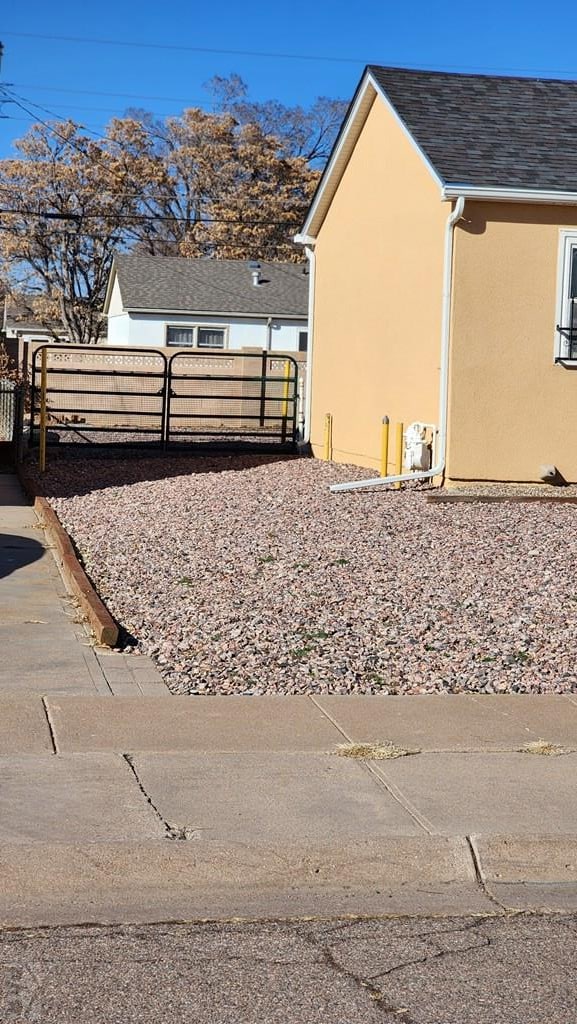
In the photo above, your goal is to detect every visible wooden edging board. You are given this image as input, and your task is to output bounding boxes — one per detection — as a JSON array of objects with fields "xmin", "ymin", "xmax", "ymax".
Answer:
[
  {"xmin": 16, "ymin": 469, "xmax": 119, "ymax": 647},
  {"xmin": 427, "ymin": 493, "xmax": 577, "ymax": 504}
]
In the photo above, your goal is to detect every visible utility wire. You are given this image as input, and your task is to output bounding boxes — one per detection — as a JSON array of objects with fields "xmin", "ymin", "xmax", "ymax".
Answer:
[
  {"xmin": 12, "ymin": 82, "xmax": 209, "ymax": 103},
  {"xmin": 0, "ymin": 207, "xmax": 303, "ymax": 226},
  {"xmin": 1, "ymin": 30, "xmax": 365, "ymax": 64},
  {"xmin": 5, "ymin": 30, "xmax": 577, "ymax": 78}
]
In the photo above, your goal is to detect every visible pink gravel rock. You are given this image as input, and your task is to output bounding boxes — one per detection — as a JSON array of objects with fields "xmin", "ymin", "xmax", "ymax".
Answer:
[{"xmin": 33, "ymin": 453, "xmax": 577, "ymax": 696}]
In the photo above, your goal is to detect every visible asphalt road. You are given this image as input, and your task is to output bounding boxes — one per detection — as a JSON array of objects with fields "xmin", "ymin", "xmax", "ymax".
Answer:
[{"xmin": 1, "ymin": 912, "xmax": 576, "ymax": 1023}]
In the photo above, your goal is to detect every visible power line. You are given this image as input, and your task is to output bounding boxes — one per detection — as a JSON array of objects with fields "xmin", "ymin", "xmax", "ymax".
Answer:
[
  {"xmin": 1, "ymin": 89, "xmax": 108, "ymax": 145},
  {"xmin": 5, "ymin": 99, "xmax": 184, "ymax": 116},
  {"xmin": 12, "ymin": 82, "xmax": 208, "ymax": 104},
  {"xmin": 0, "ymin": 207, "xmax": 303, "ymax": 226},
  {"xmin": 5, "ymin": 30, "xmax": 577, "ymax": 79},
  {"xmin": 0, "ymin": 182, "xmax": 308, "ymax": 209},
  {"xmin": 1, "ymin": 30, "xmax": 365, "ymax": 64}
]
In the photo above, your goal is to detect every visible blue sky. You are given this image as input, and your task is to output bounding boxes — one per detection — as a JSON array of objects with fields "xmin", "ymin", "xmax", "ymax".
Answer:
[{"xmin": 1, "ymin": 0, "xmax": 577, "ymax": 158}]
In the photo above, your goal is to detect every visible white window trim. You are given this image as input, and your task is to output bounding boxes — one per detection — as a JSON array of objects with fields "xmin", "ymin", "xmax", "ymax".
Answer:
[
  {"xmin": 555, "ymin": 231, "xmax": 577, "ymax": 362},
  {"xmin": 164, "ymin": 323, "xmax": 229, "ymax": 349}
]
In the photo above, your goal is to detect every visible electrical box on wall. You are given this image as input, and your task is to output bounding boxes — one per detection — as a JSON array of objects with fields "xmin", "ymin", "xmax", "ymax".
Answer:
[{"xmin": 404, "ymin": 422, "xmax": 433, "ymax": 472}]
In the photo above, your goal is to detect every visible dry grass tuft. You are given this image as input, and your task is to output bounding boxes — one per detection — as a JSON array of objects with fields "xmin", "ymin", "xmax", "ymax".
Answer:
[
  {"xmin": 518, "ymin": 739, "xmax": 566, "ymax": 757},
  {"xmin": 335, "ymin": 741, "xmax": 420, "ymax": 761}
]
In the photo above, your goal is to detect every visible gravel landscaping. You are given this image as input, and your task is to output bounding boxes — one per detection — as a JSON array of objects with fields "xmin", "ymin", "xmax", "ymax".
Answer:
[{"xmin": 33, "ymin": 453, "xmax": 577, "ymax": 695}]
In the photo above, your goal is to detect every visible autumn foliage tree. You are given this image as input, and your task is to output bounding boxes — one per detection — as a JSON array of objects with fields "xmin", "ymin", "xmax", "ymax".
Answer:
[
  {"xmin": 0, "ymin": 118, "xmax": 161, "ymax": 342},
  {"xmin": 0, "ymin": 86, "xmax": 336, "ymax": 341}
]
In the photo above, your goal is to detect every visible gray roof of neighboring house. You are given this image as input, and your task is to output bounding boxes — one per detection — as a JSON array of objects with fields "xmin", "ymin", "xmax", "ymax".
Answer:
[
  {"xmin": 111, "ymin": 255, "xmax": 308, "ymax": 317},
  {"xmin": 369, "ymin": 65, "xmax": 577, "ymax": 191}
]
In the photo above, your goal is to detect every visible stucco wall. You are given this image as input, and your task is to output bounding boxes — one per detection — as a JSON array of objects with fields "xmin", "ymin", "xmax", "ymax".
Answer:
[
  {"xmin": 310, "ymin": 96, "xmax": 448, "ymax": 471},
  {"xmin": 104, "ymin": 312, "xmax": 306, "ymax": 352},
  {"xmin": 449, "ymin": 202, "xmax": 577, "ymax": 482}
]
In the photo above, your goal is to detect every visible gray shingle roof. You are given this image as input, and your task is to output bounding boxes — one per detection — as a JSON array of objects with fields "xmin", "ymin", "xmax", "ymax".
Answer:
[
  {"xmin": 369, "ymin": 65, "xmax": 577, "ymax": 191},
  {"xmin": 113, "ymin": 256, "xmax": 308, "ymax": 317}
]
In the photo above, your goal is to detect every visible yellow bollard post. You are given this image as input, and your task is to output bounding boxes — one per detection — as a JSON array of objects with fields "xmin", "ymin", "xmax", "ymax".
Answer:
[
  {"xmin": 323, "ymin": 412, "xmax": 333, "ymax": 461},
  {"xmin": 394, "ymin": 421, "xmax": 404, "ymax": 489},
  {"xmin": 380, "ymin": 416, "xmax": 390, "ymax": 477},
  {"xmin": 39, "ymin": 346, "xmax": 48, "ymax": 474}
]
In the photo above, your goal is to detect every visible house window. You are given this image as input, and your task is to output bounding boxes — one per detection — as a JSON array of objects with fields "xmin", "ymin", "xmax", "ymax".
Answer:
[
  {"xmin": 197, "ymin": 328, "xmax": 225, "ymax": 349},
  {"xmin": 166, "ymin": 326, "xmax": 227, "ymax": 348},
  {"xmin": 298, "ymin": 331, "xmax": 308, "ymax": 352},
  {"xmin": 167, "ymin": 326, "xmax": 195, "ymax": 347},
  {"xmin": 556, "ymin": 232, "xmax": 577, "ymax": 361}
]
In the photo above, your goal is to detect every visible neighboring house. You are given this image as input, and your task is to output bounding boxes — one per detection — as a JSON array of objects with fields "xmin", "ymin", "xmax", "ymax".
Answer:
[
  {"xmin": 297, "ymin": 65, "xmax": 577, "ymax": 484},
  {"xmin": 103, "ymin": 256, "xmax": 309, "ymax": 353},
  {"xmin": 2, "ymin": 300, "xmax": 68, "ymax": 347}
]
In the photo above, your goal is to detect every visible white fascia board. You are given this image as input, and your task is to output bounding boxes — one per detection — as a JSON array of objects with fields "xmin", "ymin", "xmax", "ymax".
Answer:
[
  {"xmin": 300, "ymin": 69, "xmax": 446, "ymax": 239},
  {"xmin": 443, "ymin": 184, "xmax": 577, "ymax": 205},
  {"xmin": 102, "ymin": 262, "xmax": 118, "ymax": 315},
  {"xmin": 300, "ymin": 72, "xmax": 378, "ymax": 239},
  {"xmin": 125, "ymin": 308, "xmax": 307, "ymax": 321}
]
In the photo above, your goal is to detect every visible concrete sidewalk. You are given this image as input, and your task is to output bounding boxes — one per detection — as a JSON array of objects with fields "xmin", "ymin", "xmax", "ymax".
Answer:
[
  {"xmin": 0, "ymin": 472, "xmax": 167, "ymax": 696},
  {"xmin": 2, "ymin": 692, "xmax": 577, "ymax": 925},
  {"xmin": 3, "ymin": 469, "xmax": 577, "ymax": 926}
]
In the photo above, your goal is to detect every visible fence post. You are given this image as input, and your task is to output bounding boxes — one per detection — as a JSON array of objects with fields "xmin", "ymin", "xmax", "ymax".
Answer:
[
  {"xmin": 39, "ymin": 347, "xmax": 48, "ymax": 473},
  {"xmin": 259, "ymin": 350, "xmax": 268, "ymax": 428},
  {"xmin": 14, "ymin": 383, "xmax": 24, "ymax": 463}
]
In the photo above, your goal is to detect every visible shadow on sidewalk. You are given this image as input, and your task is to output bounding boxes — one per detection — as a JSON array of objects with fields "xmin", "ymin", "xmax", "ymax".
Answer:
[{"xmin": 0, "ymin": 534, "xmax": 45, "ymax": 579}]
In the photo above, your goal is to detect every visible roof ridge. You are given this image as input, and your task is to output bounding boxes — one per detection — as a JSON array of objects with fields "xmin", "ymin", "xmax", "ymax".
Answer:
[{"xmin": 367, "ymin": 63, "xmax": 577, "ymax": 87}]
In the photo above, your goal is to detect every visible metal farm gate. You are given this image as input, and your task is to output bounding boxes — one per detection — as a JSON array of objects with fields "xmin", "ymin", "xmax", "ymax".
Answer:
[{"xmin": 30, "ymin": 345, "xmax": 300, "ymax": 453}]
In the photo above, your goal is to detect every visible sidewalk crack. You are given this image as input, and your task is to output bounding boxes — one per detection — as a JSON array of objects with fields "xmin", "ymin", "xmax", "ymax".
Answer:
[
  {"xmin": 41, "ymin": 698, "xmax": 58, "ymax": 755},
  {"xmin": 466, "ymin": 835, "xmax": 509, "ymax": 912},
  {"xmin": 122, "ymin": 754, "xmax": 203, "ymax": 840}
]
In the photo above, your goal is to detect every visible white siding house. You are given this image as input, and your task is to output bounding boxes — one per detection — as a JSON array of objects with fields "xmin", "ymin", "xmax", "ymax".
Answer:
[{"xmin": 103, "ymin": 256, "xmax": 308, "ymax": 353}]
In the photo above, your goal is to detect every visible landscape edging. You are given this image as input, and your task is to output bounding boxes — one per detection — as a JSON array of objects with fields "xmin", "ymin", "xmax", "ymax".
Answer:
[{"xmin": 17, "ymin": 468, "xmax": 119, "ymax": 647}]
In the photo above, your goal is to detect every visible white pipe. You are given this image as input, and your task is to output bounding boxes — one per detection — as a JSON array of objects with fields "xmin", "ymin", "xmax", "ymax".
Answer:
[
  {"xmin": 293, "ymin": 234, "xmax": 316, "ymax": 444},
  {"xmin": 329, "ymin": 195, "xmax": 466, "ymax": 493}
]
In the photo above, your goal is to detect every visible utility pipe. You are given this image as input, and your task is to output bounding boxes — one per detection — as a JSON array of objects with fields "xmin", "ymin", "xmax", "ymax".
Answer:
[
  {"xmin": 393, "ymin": 422, "xmax": 404, "ymax": 490},
  {"xmin": 329, "ymin": 196, "xmax": 466, "ymax": 493},
  {"xmin": 293, "ymin": 235, "xmax": 316, "ymax": 444}
]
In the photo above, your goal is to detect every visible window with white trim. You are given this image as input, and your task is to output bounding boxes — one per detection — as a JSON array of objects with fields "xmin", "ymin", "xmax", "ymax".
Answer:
[
  {"xmin": 166, "ymin": 325, "xmax": 227, "ymax": 349},
  {"xmin": 197, "ymin": 328, "xmax": 225, "ymax": 349},
  {"xmin": 556, "ymin": 232, "xmax": 577, "ymax": 361},
  {"xmin": 166, "ymin": 326, "xmax": 195, "ymax": 347}
]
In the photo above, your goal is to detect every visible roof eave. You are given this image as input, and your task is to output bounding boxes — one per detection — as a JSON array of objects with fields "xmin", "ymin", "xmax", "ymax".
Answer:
[
  {"xmin": 121, "ymin": 307, "xmax": 307, "ymax": 320},
  {"xmin": 442, "ymin": 184, "xmax": 577, "ymax": 205}
]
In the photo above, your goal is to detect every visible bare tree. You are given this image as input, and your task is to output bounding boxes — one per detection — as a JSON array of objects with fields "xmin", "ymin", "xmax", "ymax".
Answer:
[
  {"xmin": 206, "ymin": 74, "xmax": 348, "ymax": 165},
  {"xmin": 0, "ymin": 119, "xmax": 157, "ymax": 342}
]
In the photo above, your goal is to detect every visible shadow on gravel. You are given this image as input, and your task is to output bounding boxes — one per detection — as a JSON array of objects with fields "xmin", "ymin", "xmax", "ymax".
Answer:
[
  {"xmin": 24, "ymin": 452, "xmax": 302, "ymax": 499},
  {"xmin": 0, "ymin": 533, "xmax": 45, "ymax": 579}
]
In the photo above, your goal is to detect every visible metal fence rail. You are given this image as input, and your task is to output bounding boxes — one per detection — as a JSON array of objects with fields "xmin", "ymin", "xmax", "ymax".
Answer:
[{"xmin": 30, "ymin": 344, "xmax": 300, "ymax": 453}]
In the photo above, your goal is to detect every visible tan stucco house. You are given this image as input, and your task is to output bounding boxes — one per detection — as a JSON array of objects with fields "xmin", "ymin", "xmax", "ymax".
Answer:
[{"xmin": 297, "ymin": 65, "xmax": 577, "ymax": 486}]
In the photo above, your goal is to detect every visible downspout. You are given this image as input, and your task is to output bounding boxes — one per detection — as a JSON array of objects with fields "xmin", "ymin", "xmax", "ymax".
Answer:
[
  {"xmin": 266, "ymin": 317, "xmax": 273, "ymax": 351},
  {"xmin": 294, "ymin": 233, "xmax": 316, "ymax": 444},
  {"xmin": 329, "ymin": 195, "xmax": 466, "ymax": 493}
]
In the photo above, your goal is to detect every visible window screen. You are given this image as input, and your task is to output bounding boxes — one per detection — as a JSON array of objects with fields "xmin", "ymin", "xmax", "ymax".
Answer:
[
  {"xmin": 167, "ymin": 327, "xmax": 194, "ymax": 347},
  {"xmin": 197, "ymin": 328, "xmax": 225, "ymax": 349},
  {"xmin": 570, "ymin": 248, "xmax": 577, "ymax": 299}
]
